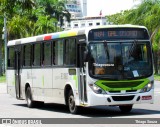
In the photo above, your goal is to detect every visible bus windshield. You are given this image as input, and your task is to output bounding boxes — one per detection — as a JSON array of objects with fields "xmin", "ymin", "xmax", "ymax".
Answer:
[{"xmin": 88, "ymin": 41, "xmax": 153, "ymax": 80}]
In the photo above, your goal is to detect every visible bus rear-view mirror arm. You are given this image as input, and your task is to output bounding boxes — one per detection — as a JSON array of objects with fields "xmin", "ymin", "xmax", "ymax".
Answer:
[{"xmin": 83, "ymin": 51, "xmax": 89, "ymax": 62}]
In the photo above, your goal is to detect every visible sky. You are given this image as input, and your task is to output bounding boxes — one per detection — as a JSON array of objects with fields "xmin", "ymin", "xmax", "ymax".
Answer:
[{"xmin": 86, "ymin": 0, "xmax": 141, "ymax": 16}]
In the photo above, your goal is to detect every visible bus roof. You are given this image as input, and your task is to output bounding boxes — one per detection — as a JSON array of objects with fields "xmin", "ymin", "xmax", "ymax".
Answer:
[{"xmin": 7, "ymin": 24, "xmax": 147, "ymax": 46}]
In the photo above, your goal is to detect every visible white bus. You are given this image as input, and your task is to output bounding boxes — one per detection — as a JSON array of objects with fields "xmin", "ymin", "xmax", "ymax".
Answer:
[{"xmin": 7, "ymin": 25, "xmax": 154, "ymax": 114}]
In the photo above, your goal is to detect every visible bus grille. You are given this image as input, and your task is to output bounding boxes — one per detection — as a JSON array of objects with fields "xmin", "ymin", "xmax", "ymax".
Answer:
[
  {"xmin": 102, "ymin": 81, "xmax": 143, "ymax": 88},
  {"xmin": 112, "ymin": 95, "xmax": 135, "ymax": 101}
]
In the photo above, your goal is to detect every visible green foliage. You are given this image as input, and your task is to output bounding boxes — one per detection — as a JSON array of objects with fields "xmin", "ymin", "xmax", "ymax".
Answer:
[
  {"xmin": 7, "ymin": 15, "xmax": 29, "ymax": 40},
  {"xmin": 36, "ymin": 0, "xmax": 70, "ymax": 26},
  {"xmin": 107, "ymin": 12, "xmax": 123, "ymax": 25},
  {"xmin": 35, "ymin": 15, "xmax": 57, "ymax": 35},
  {"xmin": 0, "ymin": 0, "xmax": 71, "ymax": 40},
  {"xmin": 152, "ymin": 29, "xmax": 160, "ymax": 51},
  {"xmin": 154, "ymin": 74, "xmax": 160, "ymax": 81},
  {"xmin": 0, "ymin": 0, "xmax": 35, "ymax": 17}
]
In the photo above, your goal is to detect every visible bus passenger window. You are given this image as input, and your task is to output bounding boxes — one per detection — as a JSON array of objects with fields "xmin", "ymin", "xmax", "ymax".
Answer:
[
  {"xmin": 23, "ymin": 45, "xmax": 31, "ymax": 67},
  {"xmin": 52, "ymin": 41, "xmax": 56, "ymax": 65},
  {"xmin": 43, "ymin": 42, "xmax": 51, "ymax": 66},
  {"xmin": 65, "ymin": 38, "xmax": 76, "ymax": 66},
  {"xmin": 33, "ymin": 43, "xmax": 41, "ymax": 66},
  {"xmin": 54, "ymin": 40, "xmax": 64, "ymax": 66},
  {"xmin": 8, "ymin": 47, "xmax": 15, "ymax": 68}
]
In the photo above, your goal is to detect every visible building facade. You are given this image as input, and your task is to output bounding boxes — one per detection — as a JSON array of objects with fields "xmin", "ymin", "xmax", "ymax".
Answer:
[
  {"xmin": 65, "ymin": 0, "xmax": 83, "ymax": 18},
  {"xmin": 64, "ymin": 0, "xmax": 108, "ymax": 30},
  {"xmin": 64, "ymin": 16, "xmax": 108, "ymax": 30}
]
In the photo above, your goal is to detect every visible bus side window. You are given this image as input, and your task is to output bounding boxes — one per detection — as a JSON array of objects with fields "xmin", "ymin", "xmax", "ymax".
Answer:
[
  {"xmin": 64, "ymin": 38, "xmax": 76, "ymax": 66},
  {"xmin": 52, "ymin": 41, "xmax": 56, "ymax": 65},
  {"xmin": 23, "ymin": 45, "xmax": 31, "ymax": 67},
  {"xmin": 43, "ymin": 41, "xmax": 52, "ymax": 66},
  {"xmin": 8, "ymin": 47, "xmax": 15, "ymax": 68},
  {"xmin": 53, "ymin": 40, "xmax": 64, "ymax": 66},
  {"xmin": 33, "ymin": 43, "xmax": 41, "ymax": 67}
]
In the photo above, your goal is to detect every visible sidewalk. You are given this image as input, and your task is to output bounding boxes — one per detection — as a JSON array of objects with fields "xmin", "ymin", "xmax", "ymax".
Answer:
[{"xmin": 0, "ymin": 82, "xmax": 7, "ymax": 94}]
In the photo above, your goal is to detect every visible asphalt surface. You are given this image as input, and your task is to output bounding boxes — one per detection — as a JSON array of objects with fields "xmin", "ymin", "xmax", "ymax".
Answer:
[{"xmin": 0, "ymin": 81, "xmax": 159, "ymax": 127}]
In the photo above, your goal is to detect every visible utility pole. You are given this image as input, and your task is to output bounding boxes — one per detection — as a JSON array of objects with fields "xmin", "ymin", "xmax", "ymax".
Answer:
[
  {"xmin": 0, "ymin": 32, "xmax": 2, "ymax": 76},
  {"xmin": 3, "ymin": 14, "xmax": 7, "ymax": 74}
]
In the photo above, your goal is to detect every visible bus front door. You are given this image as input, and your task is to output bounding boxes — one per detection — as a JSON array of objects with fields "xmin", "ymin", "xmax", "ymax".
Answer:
[
  {"xmin": 78, "ymin": 43, "xmax": 87, "ymax": 104},
  {"xmin": 15, "ymin": 46, "xmax": 22, "ymax": 99}
]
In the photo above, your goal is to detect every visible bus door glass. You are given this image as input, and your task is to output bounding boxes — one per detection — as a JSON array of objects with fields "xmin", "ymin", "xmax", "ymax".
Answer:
[
  {"xmin": 15, "ymin": 45, "xmax": 22, "ymax": 99},
  {"xmin": 78, "ymin": 42, "xmax": 87, "ymax": 103}
]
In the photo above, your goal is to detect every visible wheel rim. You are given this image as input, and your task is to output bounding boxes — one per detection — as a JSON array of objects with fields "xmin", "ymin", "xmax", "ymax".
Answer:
[{"xmin": 69, "ymin": 95, "xmax": 75, "ymax": 112}]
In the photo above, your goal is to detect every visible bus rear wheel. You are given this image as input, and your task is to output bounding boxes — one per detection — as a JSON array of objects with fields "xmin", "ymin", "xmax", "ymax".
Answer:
[
  {"xmin": 119, "ymin": 105, "xmax": 133, "ymax": 113},
  {"xmin": 68, "ymin": 90, "xmax": 79, "ymax": 114},
  {"xmin": 26, "ymin": 87, "xmax": 35, "ymax": 108}
]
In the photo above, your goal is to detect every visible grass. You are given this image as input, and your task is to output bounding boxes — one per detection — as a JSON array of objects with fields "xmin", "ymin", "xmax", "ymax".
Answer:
[
  {"xmin": 0, "ymin": 75, "xmax": 6, "ymax": 83},
  {"xmin": 154, "ymin": 74, "xmax": 160, "ymax": 81}
]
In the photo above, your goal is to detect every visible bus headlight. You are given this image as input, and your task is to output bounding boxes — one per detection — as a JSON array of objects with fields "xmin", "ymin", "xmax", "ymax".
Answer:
[
  {"xmin": 89, "ymin": 84, "xmax": 106, "ymax": 94},
  {"xmin": 140, "ymin": 81, "xmax": 154, "ymax": 93}
]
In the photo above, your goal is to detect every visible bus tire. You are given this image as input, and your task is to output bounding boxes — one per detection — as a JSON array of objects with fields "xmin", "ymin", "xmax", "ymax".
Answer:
[
  {"xmin": 119, "ymin": 105, "xmax": 133, "ymax": 113},
  {"xmin": 68, "ymin": 90, "xmax": 79, "ymax": 114},
  {"xmin": 26, "ymin": 87, "xmax": 35, "ymax": 108}
]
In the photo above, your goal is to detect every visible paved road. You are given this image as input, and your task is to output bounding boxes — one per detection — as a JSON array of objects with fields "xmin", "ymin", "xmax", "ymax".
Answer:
[{"xmin": 0, "ymin": 81, "xmax": 159, "ymax": 127}]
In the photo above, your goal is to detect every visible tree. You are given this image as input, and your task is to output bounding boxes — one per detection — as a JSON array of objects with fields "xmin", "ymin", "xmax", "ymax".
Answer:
[
  {"xmin": 36, "ymin": 0, "xmax": 71, "ymax": 28},
  {"xmin": 0, "ymin": 18, "xmax": 4, "ymax": 75},
  {"xmin": 7, "ymin": 15, "xmax": 30, "ymax": 40},
  {"xmin": 34, "ymin": 15, "xmax": 57, "ymax": 35},
  {"xmin": 106, "ymin": 10, "xmax": 132, "ymax": 25},
  {"xmin": 0, "ymin": 0, "xmax": 35, "ymax": 17}
]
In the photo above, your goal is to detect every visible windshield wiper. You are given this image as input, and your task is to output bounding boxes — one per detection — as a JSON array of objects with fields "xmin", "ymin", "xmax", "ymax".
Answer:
[
  {"xmin": 128, "ymin": 40, "xmax": 138, "ymax": 59},
  {"xmin": 104, "ymin": 41, "xmax": 110, "ymax": 62}
]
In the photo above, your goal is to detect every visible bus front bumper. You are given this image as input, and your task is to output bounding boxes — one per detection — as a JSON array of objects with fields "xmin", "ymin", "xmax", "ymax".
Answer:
[{"xmin": 86, "ymin": 89, "xmax": 154, "ymax": 106}]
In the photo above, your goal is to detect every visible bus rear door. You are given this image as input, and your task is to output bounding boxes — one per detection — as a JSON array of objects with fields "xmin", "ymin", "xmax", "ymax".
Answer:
[{"xmin": 15, "ymin": 45, "xmax": 22, "ymax": 99}]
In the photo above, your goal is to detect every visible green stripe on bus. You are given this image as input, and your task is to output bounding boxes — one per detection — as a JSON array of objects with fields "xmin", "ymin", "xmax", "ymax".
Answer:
[
  {"xmin": 73, "ymin": 75, "xmax": 78, "ymax": 88},
  {"xmin": 59, "ymin": 31, "xmax": 77, "ymax": 38},
  {"xmin": 59, "ymin": 32, "xmax": 68, "ymax": 38},
  {"xmin": 95, "ymin": 78, "xmax": 150, "ymax": 91}
]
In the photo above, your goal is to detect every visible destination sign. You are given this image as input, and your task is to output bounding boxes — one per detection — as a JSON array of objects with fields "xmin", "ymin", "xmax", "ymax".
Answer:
[{"xmin": 88, "ymin": 28, "xmax": 149, "ymax": 41}]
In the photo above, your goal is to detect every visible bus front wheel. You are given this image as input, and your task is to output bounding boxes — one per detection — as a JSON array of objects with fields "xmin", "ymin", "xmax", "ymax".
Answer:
[
  {"xmin": 26, "ymin": 87, "xmax": 35, "ymax": 108},
  {"xmin": 68, "ymin": 90, "xmax": 79, "ymax": 114},
  {"xmin": 119, "ymin": 105, "xmax": 133, "ymax": 113}
]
